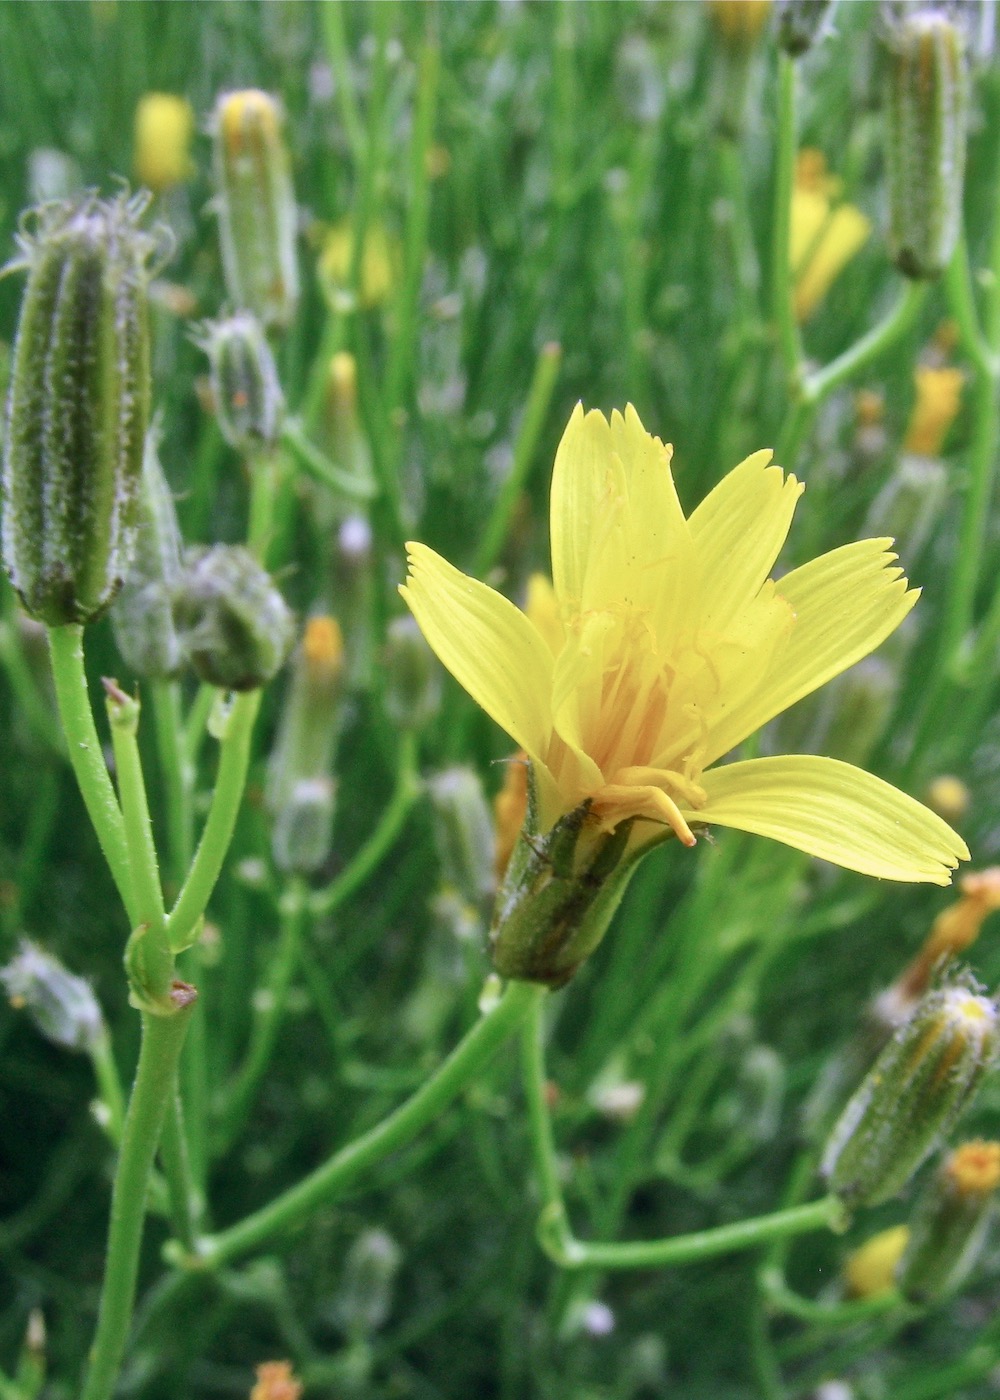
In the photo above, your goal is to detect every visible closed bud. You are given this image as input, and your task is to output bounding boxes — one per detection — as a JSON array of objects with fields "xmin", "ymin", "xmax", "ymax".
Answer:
[
  {"xmin": 776, "ymin": 0, "xmax": 837, "ymax": 56},
  {"xmin": 925, "ymin": 774, "xmax": 970, "ymax": 824},
  {"xmin": 383, "ymin": 615, "xmax": 441, "ymax": 729},
  {"xmin": 111, "ymin": 426, "xmax": 184, "ymax": 678},
  {"xmin": 267, "ymin": 616, "xmax": 345, "ymax": 872},
  {"xmin": 327, "ymin": 352, "xmax": 375, "ymax": 493},
  {"xmin": 491, "ymin": 773, "xmax": 643, "ymax": 987},
  {"xmin": 334, "ymin": 1228, "xmax": 401, "ymax": 1337},
  {"xmin": 897, "ymin": 1140, "xmax": 1000, "ymax": 1302},
  {"xmin": 904, "ymin": 365, "xmax": 964, "ymax": 458},
  {"xmin": 173, "ymin": 544, "xmax": 294, "ymax": 690},
  {"xmin": 2, "ymin": 194, "xmax": 159, "ymax": 625},
  {"xmin": 195, "ymin": 312, "xmax": 284, "ymax": 453},
  {"xmin": 134, "ymin": 93, "xmax": 195, "ymax": 193},
  {"xmin": 428, "ymin": 767, "xmax": 496, "ymax": 916},
  {"xmin": 813, "ymin": 658, "xmax": 895, "ymax": 768},
  {"xmin": 885, "ymin": 7, "xmax": 968, "ymax": 279},
  {"xmin": 212, "ymin": 90, "xmax": 299, "ymax": 330},
  {"xmin": 1, "ymin": 940, "xmax": 104, "ymax": 1052},
  {"xmin": 862, "ymin": 456, "xmax": 947, "ymax": 572},
  {"xmin": 822, "ymin": 985, "xmax": 1000, "ymax": 1208},
  {"xmin": 271, "ymin": 777, "xmax": 337, "ymax": 876}
]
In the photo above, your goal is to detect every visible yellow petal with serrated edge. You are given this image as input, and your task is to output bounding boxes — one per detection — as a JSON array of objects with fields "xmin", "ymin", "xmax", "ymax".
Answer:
[
  {"xmin": 687, "ymin": 755, "xmax": 968, "ymax": 884},
  {"xmin": 688, "ymin": 450, "xmax": 803, "ymax": 631},
  {"xmin": 704, "ymin": 538, "xmax": 917, "ymax": 765},
  {"xmin": 549, "ymin": 404, "xmax": 615, "ymax": 613},
  {"xmin": 401, "ymin": 543, "xmax": 554, "ymax": 766}
]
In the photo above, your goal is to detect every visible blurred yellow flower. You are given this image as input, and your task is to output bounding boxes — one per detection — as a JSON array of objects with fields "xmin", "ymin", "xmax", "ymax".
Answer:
[
  {"xmin": 319, "ymin": 220, "xmax": 397, "ymax": 309},
  {"xmin": 402, "ymin": 405, "xmax": 967, "ymax": 884},
  {"xmin": 844, "ymin": 1225, "xmax": 909, "ymax": 1298},
  {"xmin": 134, "ymin": 93, "xmax": 195, "ymax": 193},
  {"xmin": 904, "ymin": 365, "xmax": 964, "ymax": 457},
  {"xmin": 791, "ymin": 150, "xmax": 870, "ymax": 321},
  {"xmin": 709, "ymin": 0, "xmax": 772, "ymax": 46}
]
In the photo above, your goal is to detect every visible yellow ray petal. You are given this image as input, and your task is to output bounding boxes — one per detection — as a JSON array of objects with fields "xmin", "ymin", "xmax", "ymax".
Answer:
[
  {"xmin": 525, "ymin": 573, "xmax": 565, "ymax": 657},
  {"xmin": 401, "ymin": 543, "xmax": 554, "ymax": 765},
  {"xmin": 703, "ymin": 538, "xmax": 917, "ymax": 764},
  {"xmin": 549, "ymin": 404, "xmax": 615, "ymax": 613},
  {"xmin": 688, "ymin": 450, "xmax": 803, "ymax": 631},
  {"xmin": 688, "ymin": 755, "xmax": 968, "ymax": 884}
]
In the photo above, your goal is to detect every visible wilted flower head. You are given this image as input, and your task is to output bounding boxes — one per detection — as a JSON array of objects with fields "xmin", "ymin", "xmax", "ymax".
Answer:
[{"xmin": 403, "ymin": 404, "xmax": 967, "ymax": 885}]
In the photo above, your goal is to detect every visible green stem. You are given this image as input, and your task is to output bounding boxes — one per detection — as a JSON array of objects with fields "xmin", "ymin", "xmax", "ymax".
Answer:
[
  {"xmin": 46, "ymin": 626, "xmax": 135, "ymax": 923},
  {"xmin": 0, "ymin": 617, "xmax": 63, "ymax": 755},
  {"xmin": 166, "ymin": 690, "xmax": 261, "ymax": 951},
  {"xmin": 80, "ymin": 999, "xmax": 195, "ymax": 1400},
  {"xmin": 310, "ymin": 730, "xmax": 421, "ymax": 918},
  {"xmin": 182, "ymin": 684, "xmax": 216, "ymax": 770},
  {"xmin": 473, "ymin": 341, "xmax": 563, "ymax": 578},
  {"xmin": 321, "ymin": 0, "xmax": 366, "ymax": 171},
  {"xmin": 522, "ymin": 991, "xmax": 841, "ymax": 1272},
  {"xmin": 89, "ymin": 1031, "xmax": 126, "ymax": 1146},
  {"xmin": 801, "ymin": 280, "xmax": 927, "ymax": 404},
  {"xmin": 195, "ymin": 980, "xmax": 545, "ymax": 1269},
  {"xmin": 149, "ymin": 680, "xmax": 194, "ymax": 886},
  {"xmin": 247, "ymin": 449, "xmax": 278, "ymax": 561},
  {"xmin": 159, "ymin": 1089, "xmax": 199, "ymax": 1251},
  {"xmin": 280, "ymin": 418, "xmax": 377, "ymax": 500},
  {"xmin": 771, "ymin": 51, "xmax": 802, "ymax": 387},
  {"xmin": 760, "ymin": 1268, "xmax": 903, "ymax": 1326},
  {"xmin": 215, "ymin": 877, "xmax": 308, "ymax": 1153}
]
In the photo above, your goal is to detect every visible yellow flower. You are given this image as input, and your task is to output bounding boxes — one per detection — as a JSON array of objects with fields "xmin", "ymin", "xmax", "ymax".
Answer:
[
  {"xmin": 319, "ymin": 220, "xmax": 397, "ymax": 309},
  {"xmin": 402, "ymin": 405, "xmax": 967, "ymax": 885},
  {"xmin": 134, "ymin": 93, "xmax": 195, "ymax": 193},
  {"xmin": 904, "ymin": 365, "xmax": 964, "ymax": 457},
  {"xmin": 844, "ymin": 1225, "xmax": 909, "ymax": 1299},
  {"xmin": 791, "ymin": 151, "xmax": 870, "ymax": 321}
]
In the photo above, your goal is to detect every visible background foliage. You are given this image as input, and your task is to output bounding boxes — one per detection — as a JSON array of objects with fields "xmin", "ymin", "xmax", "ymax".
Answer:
[{"xmin": 3, "ymin": 1, "xmax": 1000, "ymax": 1396}]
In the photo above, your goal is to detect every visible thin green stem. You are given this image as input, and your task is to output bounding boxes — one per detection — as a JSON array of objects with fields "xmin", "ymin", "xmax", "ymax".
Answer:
[
  {"xmin": 760, "ymin": 1268, "xmax": 902, "ymax": 1326},
  {"xmin": 802, "ymin": 280, "xmax": 927, "ymax": 404},
  {"xmin": 473, "ymin": 341, "xmax": 563, "ymax": 578},
  {"xmin": 182, "ymin": 684, "xmax": 215, "ymax": 770},
  {"xmin": 771, "ymin": 51, "xmax": 802, "ymax": 387},
  {"xmin": 149, "ymin": 680, "xmax": 194, "ymax": 886},
  {"xmin": 280, "ymin": 418, "xmax": 377, "ymax": 500},
  {"xmin": 384, "ymin": 35, "xmax": 440, "ymax": 421},
  {"xmin": 89, "ymin": 1031, "xmax": 126, "ymax": 1146},
  {"xmin": 321, "ymin": 0, "xmax": 366, "ymax": 171},
  {"xmin": 166, "ymin": 690, "xmax": 261, "ymax": 951},
  {"xmin": 521, "ymin": 978, "xmax": 842, "ymax": 1272},
  {"xmin": 159, "ymin": 1090, "xmax": 199, "ymax": 1251},
  {"xmin": 194, "ymin": 980, "xmax": 545, "ymax": 1269},
  {"xmin": 310, "ymin": 730, "xmax": 421, "ymax": 918},
  {"xmin": 215, "ymin": 877, "xmax": 308, "ymax": 1153},
  {"xmin": 247, "ymin": 450, "xmax": 278, "ymax": 561},
  {"xmin": 946, "ymin": 235, "xmax": 995, "ymax": 379},
  {"xmin": 46, "ymin": 626, "xmax": 135, "ymax": 923},
  {"xmin": 80, "ymin": 998, "xmax": 195, "ymax": 1400}
]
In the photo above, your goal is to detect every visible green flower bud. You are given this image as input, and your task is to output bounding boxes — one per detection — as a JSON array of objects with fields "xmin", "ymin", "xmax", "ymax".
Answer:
[
  {"xmin": 822, "ymin": 985, "xmax": 1000, "ymax": 1208},
  {"xmin": 2, "ymin": 194, "xmax": 160, "ymax": 625},
  {"xmin": 195, "ymin": 312, "xmax": 284, "ymax": 454},
  {"xmin": 1, "ymin": 939, "xmax": 104, "ymax": 1052},
  {"xmin": 428, "ymin": 767, "xmax": 496, "ymax": 916},
  {"xmin": 271, "ymin": 776, "xmax": 337, "ymax": 876},
  {"xmin": 267, "ymin": 616, "xmax": 345, "ymax": 873},
  {"xmin": 862, "ymin": 455, "xmax": 947, "ymax": 571},
  {"xmin": 897, "ymin": 1140, "xmax": 1000, "ymax": 1303},
  {"xmin": 776, "ymin": 0, "xmax": 837, "ymax": 56},
  {"xmin": 491, "ymin": 770, "xmax": 642, "ymax": 987},
  {"xmin": 212, "ymin": 89, "xmax": 299, "ymax": 331},
  {"xmin": 885, "ymin": 7, "xmax": 968, "ymax": 280},
  {"xmin": 383, "ymin": 615, "xmax": 441, "ymax": 729},
  {"xmin": 110, "ymin": 425, "xmax": 184, "ymax": 678},
  {"xmin": 173, "ymin": 544, "xmax": 294, "ymax": 690}
]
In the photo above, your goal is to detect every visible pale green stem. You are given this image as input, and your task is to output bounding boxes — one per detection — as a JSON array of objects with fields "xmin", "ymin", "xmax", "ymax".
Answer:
[
  {"xmin": 89, "ymin": 1031, "xmax": 126, "ymax": 1146},
  {"xmin": 193, "ymin": 980, "xmax": 545, "ymax": 1269},
  {"xmin": 771, "ymin": 51, "xmax": 803, "ymax": 387},
  {"xmin": 46, "ymin": 625, "xmax": 136, "ymax": 923},
  {"xmin": 166, "ymin": 690, "xmax": 262, "ymax": 950},
  {"xmin": 473, "ymin": 341, "xmax": 563, "ymax": 578},
  {"xmin": 310, "ymin": 730, "xmax": 421, "ymax": 918},
  {"xmin": 80, "ymin": 1000, "xmax": 195, "ymax": 1400}
]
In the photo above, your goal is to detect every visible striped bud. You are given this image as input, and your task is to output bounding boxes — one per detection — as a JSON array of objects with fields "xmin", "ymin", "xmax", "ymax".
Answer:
[
  {"xmin": 428, "ymin": 767, "xmax": 497, "ymax": 917},
  {"xmin": 1, "ymin": 194, "xmax": 159, "ymax": 625},
  {"xmin": 196, "ymin": 312, "xmax": 284, "ymax": 454},
  {"xmin": 897, "ymin": 1140, "xmax": 1000, "ymax": 1302},
  {"xmin": 885, "ymin": 7, "xmax": 968, "ymax": 280},
  {"xmin": 212, "ymin": 90, "xmax": 299, "ymax": 330},
  {"xmin": 110, "ymin": 426, "xmax": 184, "ymax": 678},
  {"xmin": 173, "ymin": 544, "xmax": 294, "ymax": 691},
  {"xmin": 383, "ymin": 616, "xmax": 441, "ymax": 729},
  {"xmin": 776, "ymin": 0, "xmax": 837, "ymax": 56},
  {"xmin": 822, "ymin": 986, "xmax": 1000, "ymax": 1208}
]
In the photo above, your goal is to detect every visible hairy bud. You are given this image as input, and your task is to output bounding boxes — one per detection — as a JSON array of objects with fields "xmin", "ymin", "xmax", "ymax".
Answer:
[
  {"xmin": 173, "ymin": 544, "xmax": 294, "ymax": 690},
  {"xmin": 195, "ymin": 312, "xmax": 284, "ymax": 454}
]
